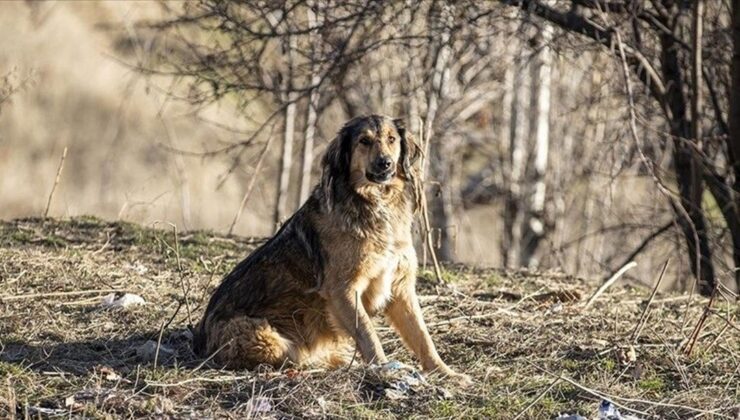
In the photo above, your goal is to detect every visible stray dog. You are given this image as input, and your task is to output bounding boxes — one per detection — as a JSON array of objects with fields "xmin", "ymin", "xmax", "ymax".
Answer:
[{"xmin": 194, "ymin": 115, "xmax": 469, "ymax": 383}]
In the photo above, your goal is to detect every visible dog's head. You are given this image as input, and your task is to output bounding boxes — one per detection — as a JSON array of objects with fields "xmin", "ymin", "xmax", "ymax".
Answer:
[{"xmin": 321, "ymin": 115, "xmax": 421, "ymax": 209}]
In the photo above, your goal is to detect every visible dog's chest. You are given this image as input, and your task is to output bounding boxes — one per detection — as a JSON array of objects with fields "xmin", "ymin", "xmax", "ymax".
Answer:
[{"xmin": 361, "ymin": 249, "xmax": 400, "ymax": 314}]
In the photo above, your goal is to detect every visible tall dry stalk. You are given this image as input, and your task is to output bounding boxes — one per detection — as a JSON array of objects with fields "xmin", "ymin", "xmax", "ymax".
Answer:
[{"xmin": 44, "ymin": 146, "xmax": 68, "ymax": 219}]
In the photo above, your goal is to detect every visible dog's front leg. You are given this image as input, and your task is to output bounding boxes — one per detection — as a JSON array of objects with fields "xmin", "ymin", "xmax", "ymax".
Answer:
[
  {"xmin": 328, "ymin": 288, "xmax": 387, "ymax": 365},
  {"xmin": 386, "ymin": 271, "xmax": 471, "ymax": 384},
  {"xmin": 385, "ymin": 278, "xmax": 448, "ymax": 373}
]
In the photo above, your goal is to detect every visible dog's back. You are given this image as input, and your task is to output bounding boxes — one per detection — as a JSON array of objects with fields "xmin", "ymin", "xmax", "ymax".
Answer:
[{"xmin": 192, "ymin": 201, "xmax": 327, "ymax": 362}]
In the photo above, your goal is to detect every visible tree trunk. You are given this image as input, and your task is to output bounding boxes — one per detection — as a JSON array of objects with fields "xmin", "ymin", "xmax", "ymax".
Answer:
[
  {"xmin": 298, "ymin": 6, "xmax": 320, "ymax": 207},
  {"xmin": 424, "ymin": 3, "xmax": 455, "ymax": 261},
  {"xmin": 520, "ymin": 21, "xmax": 553, "ymax": 267},
  {"xmin": 502, "ymin": 50, "xmax": 530, "ymax": 268},
  {"xmin": 299, "ymin": 88, "xmax": 319, "ymax": 206},
  {"xmin": 730, "ymin": 0, "xmax": 740, "ymax": 291},
  {"xmin": 274, "ymin": 35, "xmax": 297, "ymax": 231},
  {"xmin": 660, "ymin": 27, "xmax": 716, "ymax": 295}
]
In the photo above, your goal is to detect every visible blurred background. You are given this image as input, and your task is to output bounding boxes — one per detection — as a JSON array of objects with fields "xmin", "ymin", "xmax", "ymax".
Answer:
[{"xmin": 1, "ymin": 1, "xmax": 737, "ymax": 294}]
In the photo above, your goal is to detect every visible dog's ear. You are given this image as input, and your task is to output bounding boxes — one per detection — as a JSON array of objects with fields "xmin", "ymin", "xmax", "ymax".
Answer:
[
  {"xmin": 320, "ymin": 125, "xmax": 352, "ymax": 211},
  {"xmin": 394, "ymin": 118, "xmax": 421, "ymax": 179}
]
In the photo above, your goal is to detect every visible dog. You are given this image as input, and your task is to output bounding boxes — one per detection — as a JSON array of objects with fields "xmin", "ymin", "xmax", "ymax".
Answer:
[{"xmin": 193, "ymin": 115, "xmax": 469, "ymax": 383}]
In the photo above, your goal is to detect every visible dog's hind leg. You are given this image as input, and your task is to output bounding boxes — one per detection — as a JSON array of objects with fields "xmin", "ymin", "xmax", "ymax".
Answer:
[
  {"xmin": 206, "ymin": 316, "xmax": 295, "ymax": 369},
  {"xmin": 319, "ymin": 339, "xmax": 354, "ymax": 368}
]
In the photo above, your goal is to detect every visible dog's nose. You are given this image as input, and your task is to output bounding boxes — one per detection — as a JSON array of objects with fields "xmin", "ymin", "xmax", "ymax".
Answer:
[{"xmin": 375, "ymin": 156, "xmax": 393, "ymax": 171}]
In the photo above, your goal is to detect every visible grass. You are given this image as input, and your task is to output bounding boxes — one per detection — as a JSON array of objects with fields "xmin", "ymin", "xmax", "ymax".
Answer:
[{"xmin": 0, "ymin": 217, "xmax": 738, "ymax": 419}]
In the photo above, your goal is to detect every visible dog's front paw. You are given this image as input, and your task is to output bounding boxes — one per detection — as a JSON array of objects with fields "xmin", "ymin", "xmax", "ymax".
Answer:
[
  {"xmin": 427, "ymin": 368, "xmax": 473, "ymax": 387},
  {"xmin": 446, "ymin": 371, "xmax": 473, "ymax": 387}
]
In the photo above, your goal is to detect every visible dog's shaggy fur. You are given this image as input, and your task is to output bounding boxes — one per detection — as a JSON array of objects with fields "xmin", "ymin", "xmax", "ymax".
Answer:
[{"xmin": 193, "ymin": 115, "xmax": 468, "ymax": 382}]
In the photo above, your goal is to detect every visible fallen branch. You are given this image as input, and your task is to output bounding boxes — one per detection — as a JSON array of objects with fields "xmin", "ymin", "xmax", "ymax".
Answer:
[
  {"xmin": 583, "ymin": 261, "xmax": 637, "ymax": 309},
  {"xmin": 0, "ymin": 289, "xmax": 123, "ymax": 301},
  {"xmin": 607, "ymin": 222, "xmax": 672, "ymax": 281},
  {"xmin": 630, "ymin": 259, "xmax": 669, "ymax": 343},
  {"xmin": 531, "ymin": 362, "xmax": 720, "ymax": 417},
  {"xmin": 513, "ymin": 377, "xmax": 561, "ymax": 420}
]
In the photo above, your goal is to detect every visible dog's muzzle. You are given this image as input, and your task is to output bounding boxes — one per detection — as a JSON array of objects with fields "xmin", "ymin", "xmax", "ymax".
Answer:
[
  {"xmin": 367, "ymin": 156, "xmax": 395, "ymax": 183},
  {"xmin": 366, "ymin": 169, "xmax": 395, "ymax": 183}
]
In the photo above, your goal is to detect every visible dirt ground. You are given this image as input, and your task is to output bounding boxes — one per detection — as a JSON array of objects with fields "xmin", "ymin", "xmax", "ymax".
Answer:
[{"xmin": 0, "ymin": 217, "xmax": 737, "ymax": 419}]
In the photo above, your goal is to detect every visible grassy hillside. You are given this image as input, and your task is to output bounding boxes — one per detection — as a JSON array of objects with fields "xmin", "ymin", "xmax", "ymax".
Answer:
[{"xmin": 0, "ymin": 217, "xmax": 737, "ymax": 418}]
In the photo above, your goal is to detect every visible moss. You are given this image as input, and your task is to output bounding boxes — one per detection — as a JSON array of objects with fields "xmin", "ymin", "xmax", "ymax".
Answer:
[
  {"xmin": 536, "ymin": 395, "xmax": 566, "ymax": 417},
  {"xmin": 601, "ymin": 358, "xmax": 617, "ymax": 372},
  {"xmin": 561, "ymin": 359, "xmax": 582, "ymax": 372},
  {"xmin": 478, "ymin": 395, "xmax": 514, "ymax": 418},
  {"xmin": 68, "ymin": 215, "xmax": 107, "ymax": 229},
  {"xmin": 430, "ymin": 400, "xmax": 458, "ymax": 418},
  {"xmin": 637, "ymin": 376, "xmax": 666, "ymax": 393},
  {"xmin": 341, "ymin": 403, "xmax": 392, "ymax": 419},
  {"xmin": 115, "ymin": 221, "xmax": 162, "ymax": 248},
  {"xmin": 418, "ymin": 267, "xmax": 465, "ymax": 284},
  {"xmin": 40, "ymin": 234, "xmax": 68, "ymax": 248},
  {"xmin": 0, "ymin": 361, "xmax": 28, "ymax": 377},
  {"xmin": 485, "ymin": 273, "xmax": 503, "ymax": 287},
  {"xmin": 9, "ymin": 230, "xmax": 33, "ymax": 244}
]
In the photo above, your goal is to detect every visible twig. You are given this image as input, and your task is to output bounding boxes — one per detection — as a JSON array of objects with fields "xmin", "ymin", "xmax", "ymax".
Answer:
[
  {"xmin": 164, "ymin": 222, "xmax": 193, "ymax": 326},
  {"xmin": 622, "ymin": 295, "xmax": 693, "ymax": 305},
  {"xmin": 0, "ymin": 289, "xmax": 122, "ymax": 301},
  {"xmin": 607, "ymin": 222, "xmax": 672, "ymax": 281},
  {"xmin": 6, "ymin": 377, "xmax": 16, "ymax": 420},
  {"xmin": 155, "ymin": 301, "xmax": 183, "ymax": 368},
  {"xmin": 630, "ymin": 259, "xmax": 669, "ymax": 343},
  {"xmin": 583, "ymin": 261, "xmax": 637, "ymax": 309},
  {"xmin": 529, "ymin": 363, "xmax": 650, "ymax": 418},
  {"xmin": 683, "ymin": 286, "xmax": 717, "ymax": 355},
  {"xmin": 43, "ymin": 146, "xmax": 68, "ymax": 218},
  {"xmin": 147, "ymin": 375, "xmax": 252, "ymax": 388},
  {"xmin": 146, "ymin": 368, "xmax": 324, "ymax": 388},
  {"xmin": 191, "ymin": 341, "xmax": 230, "ymax": 374},
  {"xmin": 426, "ymin": 289, "xmax": 542, "ymax": 327},
  {"xmin": 154, "ymin": 320, "xmax": 166, "ymax": 369},
  {"xmin": 227, "ymin": 132, "xmax": 276, "ymax": 236},
  {"xmin": 512, "ymin": 377, "xmax": 560, "ymax": 420},
  {"xmin": 708, "ymin": 309, "xmax": 740, "ymax": 335},
  {"xmin": 703, "ymin": 322, "xmax": 729, "ymax": 355},
  {"xmin": 416, "ymin": 117, "xmax": 443, "ymax": 282}
]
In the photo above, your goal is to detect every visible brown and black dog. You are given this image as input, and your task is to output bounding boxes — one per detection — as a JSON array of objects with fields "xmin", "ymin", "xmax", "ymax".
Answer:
[{"xmin": 193, "ymin": 115, "xmax": 469, "ymax": 383}]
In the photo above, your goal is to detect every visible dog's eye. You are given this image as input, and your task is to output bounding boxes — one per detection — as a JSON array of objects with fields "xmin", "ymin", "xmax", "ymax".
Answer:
[
  {"xmin": 359, "ymin": 137, "xmax": 372, "ymax": 146},
  {"xmin": 388, "ymin": 136, "xmax": 396, "ymax": 144}
]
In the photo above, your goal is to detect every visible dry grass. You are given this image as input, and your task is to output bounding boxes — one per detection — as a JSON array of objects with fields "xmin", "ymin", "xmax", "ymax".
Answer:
[{"xmin": 0, "ymin": 217, "xmax": 737, "ymax": 419}]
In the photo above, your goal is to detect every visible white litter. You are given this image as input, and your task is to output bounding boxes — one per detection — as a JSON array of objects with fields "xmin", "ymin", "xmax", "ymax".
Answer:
[
  {"xmin": 598, "ymin": 400, "xmax": 643, "ymax": 420},
  {"xmin": 557, "ymin": 400, "xmax": 643, "ymax": 420},
  {"xmin": 100, "ymin": 293, "xmax": 145, "ymax": 308},
  {"xmin": 247, "ymin": 397, "xmax": 272, "ymax": 414}
]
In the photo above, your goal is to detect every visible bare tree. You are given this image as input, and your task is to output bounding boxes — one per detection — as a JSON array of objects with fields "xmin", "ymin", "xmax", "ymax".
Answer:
[
  {"xmin": 520, "ymin": 16, "xmax": 553, "ymax": 267},
  {"xmin": 497, "ymin": 0, "xmax": 736, "ymax": 295},
  {"xmin": 140, "ymin": 0, "xmax": 738, "ymax": 294},
  {"xmin": 730, "ymin": 0, "xmax": 740, "ymax": 291}
]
